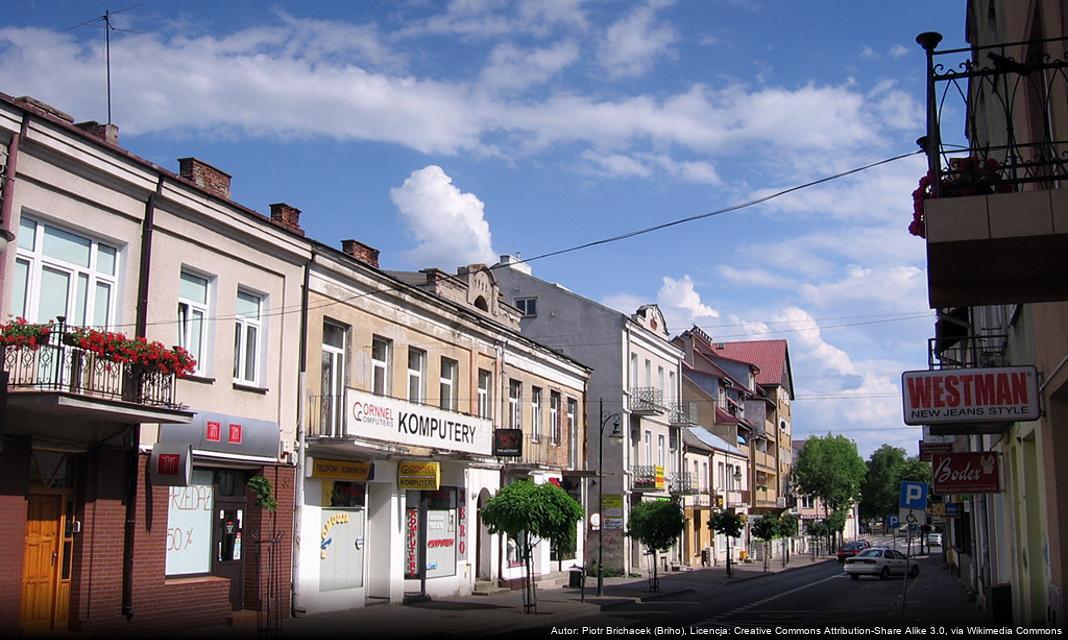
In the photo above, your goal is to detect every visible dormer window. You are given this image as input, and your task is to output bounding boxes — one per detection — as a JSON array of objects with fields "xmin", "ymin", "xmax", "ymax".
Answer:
[{"xmin": 515, "ymin": 297, "xmax": 537, "ymax": 318}]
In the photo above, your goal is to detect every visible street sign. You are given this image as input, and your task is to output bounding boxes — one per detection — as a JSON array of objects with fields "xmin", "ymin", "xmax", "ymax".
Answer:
[
  {"xmin": 945, "ymin": 502, "xmax": 961, "ymax": 517},
  {"xmin": 885, "ymin": 514, "xmax": 900, "ymax": 529},
  {"xmin": 899, "ymin": 506, "xmax": 923, "ymax": 528},
  {"xmin": 899, "ymin": 481, "xmax": 928, "ymax": 510}
]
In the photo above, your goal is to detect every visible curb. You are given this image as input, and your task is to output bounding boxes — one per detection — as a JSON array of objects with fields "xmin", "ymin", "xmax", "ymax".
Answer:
[{"xmin": 597, "ymin": 587, "xmax": 696, "ymax": 610}]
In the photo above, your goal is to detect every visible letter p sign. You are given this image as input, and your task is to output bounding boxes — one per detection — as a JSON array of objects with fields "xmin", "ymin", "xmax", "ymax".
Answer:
[{"xmin": 899, "ymin": 481, "xmax": 928, "ymax": 510}]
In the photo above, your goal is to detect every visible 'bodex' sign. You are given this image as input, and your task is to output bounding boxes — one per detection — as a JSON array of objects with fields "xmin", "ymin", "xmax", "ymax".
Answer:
[
  {"xmin": 932, "ymin": 452, "xmax": 1001, "ymax": 494},
  {"xmin": 901, "ymin": 366, "xmax": 1039, "ymax": 425}
]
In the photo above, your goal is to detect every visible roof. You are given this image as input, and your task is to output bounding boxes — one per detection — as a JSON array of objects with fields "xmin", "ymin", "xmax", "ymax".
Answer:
[
  {"xmin": 686, "ymin": 427, "xmax": 745, "ymax": 456},
  {"xmin": 710, "ymin": 339, "xmax": 793, "ymax": 397}
]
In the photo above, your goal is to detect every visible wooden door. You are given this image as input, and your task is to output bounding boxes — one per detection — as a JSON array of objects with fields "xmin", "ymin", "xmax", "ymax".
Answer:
[{"xmin": 21, "ymin": 494, "xmax": 64, "ymax": 632}]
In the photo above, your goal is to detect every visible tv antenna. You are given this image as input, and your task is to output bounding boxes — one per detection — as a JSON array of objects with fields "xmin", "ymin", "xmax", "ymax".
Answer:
[{"xmin": 67, "ymin": 4, "xmax": 145, "ymax": 125}]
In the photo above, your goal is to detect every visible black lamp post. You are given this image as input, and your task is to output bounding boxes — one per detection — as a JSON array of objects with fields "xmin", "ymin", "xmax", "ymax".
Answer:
[{"xmin": 597, "ymin": 398, "xmax": 621, "ymax": 597}]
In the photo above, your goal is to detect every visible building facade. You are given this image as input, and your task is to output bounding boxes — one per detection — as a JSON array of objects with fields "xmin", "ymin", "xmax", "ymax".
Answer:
[{"xmin": 492, "ymin": 256, "xmax": 685, "ymax": 576}]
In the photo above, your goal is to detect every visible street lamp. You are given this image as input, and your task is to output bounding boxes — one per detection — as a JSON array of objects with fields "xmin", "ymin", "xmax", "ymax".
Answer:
[{"xmin": 596, "ymin": 397, "xmax": 622, "ymax": 597}]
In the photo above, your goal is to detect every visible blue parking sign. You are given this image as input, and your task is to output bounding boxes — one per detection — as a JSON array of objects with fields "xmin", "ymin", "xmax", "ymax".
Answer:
[
  {"xmin": 899, "ymin": 481, "xmax": 928, "ymax": 510},
  {"xmin": 886, "ymin": 514, "xmax": 900, "ymax": 529}
]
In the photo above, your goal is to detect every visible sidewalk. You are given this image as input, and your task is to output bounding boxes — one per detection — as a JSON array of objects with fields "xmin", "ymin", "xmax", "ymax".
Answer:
[{"xmin": 257, "ymin": 554, "xmax": 834, "ymax": 638}]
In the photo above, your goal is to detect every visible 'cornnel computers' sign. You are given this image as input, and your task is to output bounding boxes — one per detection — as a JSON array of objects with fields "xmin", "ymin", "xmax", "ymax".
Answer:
[{"xmin": 901, "ymin": 366, "xmax": 1039, "ymax": 425}]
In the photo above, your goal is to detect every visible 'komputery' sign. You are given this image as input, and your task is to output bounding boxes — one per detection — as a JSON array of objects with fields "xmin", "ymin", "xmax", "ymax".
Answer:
[
  {"xmin": 901, "ymin": 366, "xmax": 1039, "ymax": 425},
  {"xmin": 345, "ymin": 387, "xmax": 492, "ymax": 456}
]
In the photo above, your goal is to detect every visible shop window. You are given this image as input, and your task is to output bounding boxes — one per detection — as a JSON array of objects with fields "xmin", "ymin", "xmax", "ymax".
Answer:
[
  {"xmin": 320, "ymin": 480, "xmax": 367, "ymax": 591},
  {"xmin": 404, "ymin": 488, "xmax": 460, "ymax": 580},
  {"xmin": 166, "ymin": 469, "xmax": 215, "ymax": 576}
]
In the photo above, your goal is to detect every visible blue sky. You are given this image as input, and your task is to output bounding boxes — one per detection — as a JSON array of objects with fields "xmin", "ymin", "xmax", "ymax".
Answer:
[{"xmin": 0, "ymin": 1, "xmax": 969, "ymax": 458}]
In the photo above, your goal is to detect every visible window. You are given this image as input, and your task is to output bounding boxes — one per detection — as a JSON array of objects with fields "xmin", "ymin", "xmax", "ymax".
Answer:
[
  {"xmin": 372, "ymin": 337, "xmax": 391, "ymax": 396},
  {"xmin": 658, "ymin": 434, "xmax": 665, "ymax": 468},
  {"xmin": 439, "ymin": 357, "xmax": 458, "ymax": 411},
  {"xmin": 407, "ymin": 348, "xmax": 426, "ymax": 404},
  {"xmin": 702, "ymin": 462, "xmax": 708, "ymax": 493},
  {"xmin": 321, "ymin": 322, "xmax": 347, "ymax": 435},
  {"xmin": 693, "ymin": 461, "xmax": 700, "ymax": 491},
  {"xmin": 644, "ymin": 431, "xmax": 651, "ymax": 465},
  {"xmin": 658, "ymin": 366, "xmax": 665, "ymax": 395},
  {"xmin": 177, "ymin": 270, "xmax": 210, "ymax": 375},
  {"xmin": 514, "ymin": 297, "xmax": 537, "ymax": 318},
  {"xmin": 567, "ymin": 398, "xmax": 577, "ymax": 467},
  {"xmin": 629, "ymin": 353, "xmax": 638, "ymax": 388},
  {"xmin": 478, "ymin": 369, "xmax": 492, "ymax": 419},
  {"xmin": 550, "ymin": 392, "xmax": 561, "ymax": 444},
  {"xmin": 644, "ymin": 359, "xmax": 651, "ymax": 386},
  {"xmin": 717, "ymin": 462, "xmax": 724, "ymax": 491},
  {"xmin": 509, "ymin": 380, "xmax": 522, "ymax": 428},
  {"xmin": 531, "ymin": 387, "xmax": 542, "ymax": 441},
  {"xmin": 233, "ymin": 290, "xmax": 263, "ymax": 385},
  {"xmin": 13, "ymin": 217, "xmax": 117, "ymax": 327},
  {"xmin": 668, "ymin": 371, "xmax": 676, "ymax": 405}
]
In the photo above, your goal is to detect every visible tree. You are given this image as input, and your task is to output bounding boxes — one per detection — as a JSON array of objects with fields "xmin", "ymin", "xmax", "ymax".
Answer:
[
  {"xmin": 708, "ymin": 510, "xmax": 747, "ymax": 577},
  {"xmin": 627, "ymin": 500, "xmax": 686, "ymax": 591},
  {"xmin": 481, "ymin": 480, "xmax": 584, "ymax": 612},
  {"xmin": 778, "ymin": 513, "xmax": 799, "ymax": 567},
  {"xmin": 793, "ymin": 435, "xmax": 866, "ymax": 550},
  {"xmin": 751, "ymin": 514, "xmax": 780, "ymax": 572},
  {"xmin": 860, "ymin": 444, "xmax": 908, "ymax": 521}
]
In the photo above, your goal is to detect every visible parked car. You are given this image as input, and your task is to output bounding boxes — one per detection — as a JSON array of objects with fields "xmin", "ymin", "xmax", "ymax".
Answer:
[
  {"xmin": 836, "ymin": 540, "xmax": 871, "ymax": 562},
  {"xmin": 927, "ymin": 532, "xmax": 943, "ymax": 547},
  {"xmin": 843, "ymin": 548, "xmax": 920, "ymax": 580}
]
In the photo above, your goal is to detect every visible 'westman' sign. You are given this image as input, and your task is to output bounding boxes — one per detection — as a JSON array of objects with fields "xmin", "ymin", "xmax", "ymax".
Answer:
[{"xmin": 901, "ymin": 366, "xmax": 1039, "ymax": 426}]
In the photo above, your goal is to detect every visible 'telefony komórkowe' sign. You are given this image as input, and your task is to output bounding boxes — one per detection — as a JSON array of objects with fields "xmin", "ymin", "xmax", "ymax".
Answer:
[
  {"xmin": 345, "ymin": 387, "xmax": 492, "ymax": 456},
  {"xmin": 901, "ymin": 366, "xmax": 1039, "ymax": 425}
]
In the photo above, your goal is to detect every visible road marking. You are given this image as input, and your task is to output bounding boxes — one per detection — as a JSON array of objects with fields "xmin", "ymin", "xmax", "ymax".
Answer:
[{"xmin": 697, "ymin": 572, "xmax": 846, "ymax": 626}]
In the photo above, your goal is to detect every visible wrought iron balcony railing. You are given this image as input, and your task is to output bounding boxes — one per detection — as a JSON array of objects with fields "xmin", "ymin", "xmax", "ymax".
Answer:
[
  {"xmin": 669, "ymin": 471, "xmax": 698, "ymax": 495},
  {"xmin": 631, "ymin": 464, "xmax": 666, "ymax": 491},
  {"xmin": 668, "ymin": 401, "xmax": 697, "ymax": 425},
  {"xmin": 2, "ymin": 324, "xmax": 180, "ymax": 409},
  {"xmin": 919, "ymin": 33, "xmax": 1068, "ymax": 195},
  {"xmin": 928, "ymin": 333, "xmax": 1008, "ymax": 370},
  {"xmin": 629, "ymin": 386, "xmax": 664, "ymax": 414}
]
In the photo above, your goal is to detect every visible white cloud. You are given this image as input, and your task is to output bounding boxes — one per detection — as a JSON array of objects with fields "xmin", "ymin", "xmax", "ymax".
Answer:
[
  {"xmin": 580, "ymin": 151, "xmax": 720, "ymax": 184},
  {"xmin": 480, "ymin": 41, "xmax": 580, "ymax": 92},
  {"xmin": 390, "ymin": 165, "xmax": 497, "ymax": 268},
  {"xmin": 860, "ymin": 46, "xmax": 880, "ymax": 60},
  {"xmin": 602, "ymin": 292, "xmax": 646, "ymax": 316},
  {"xmin": 717, "ymin": 266, "xmax": 793, "ymax": 289},
  {"xmin": 889, "ymin": 44, "xmax": 909, "ymax": 58},
  {"xmin": 596, "ymin": 3, "xmax": 677, "ymax": 78},
  {"xmin": 798, "ymin": 264, "xmax": 926, "ymax": 310},
  {"xmin": 657, "ymin": 275, "xmax": 720, "ymax": 334}
]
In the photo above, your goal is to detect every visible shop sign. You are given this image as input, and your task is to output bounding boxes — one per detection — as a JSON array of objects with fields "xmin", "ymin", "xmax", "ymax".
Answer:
[
  {"xmin": 398, "ymin": 460, "xmax": 441, "ymax": 490},
  {"xmin": 458, "ymin": 505, "xmax": 467, "ymax": 556},
  {"xmin": 945, "ymin": 502, "xmax": 961, "ymax": 517},
  {"xmin": 311, "ymin": 457, "xmax": 374, "ymax": 482},
  {"xmin": 492, "ymin": 428, "xmax": 523, "ymax": 457},
  {"xmin": 932, "ymin": 452, "xmax": 1001, "ymax": 494},
  {"xmin": 347, "ymin": 387, "xmax": 492, "ymax": 456},
  {"xmin": 633, "ymin": 466, "xmax": 665, "ymax": 492},
  {"xmin": 150, "ymin": 444, "xmax": 192, "ymax": 486},
  {"xmin": 405, "ymin": 507, "xmax": 420, "ymax": 578},
  {"xmin": 901, "ymin": 366, "xmax": 1039, "ymax": 425},
  {"xmin": 918, "ymin": 441, "xmax": 954, "ymax": 461},
  {"xmin": 602, "ymin": 494, "xmax": 624, "ymax": 530},
  {"xmin": 160, "ymin": 410, "xmax": 280, "ymax": 459}
]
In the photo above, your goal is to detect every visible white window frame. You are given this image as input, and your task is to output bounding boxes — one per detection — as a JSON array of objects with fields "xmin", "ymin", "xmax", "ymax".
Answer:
[
  {"xmin": 668, "ymin": 371, "xmax": 676, "ymax": 405},
  {"xmin": 439, "ymin": 357, "xmax": 458, "ymax": 411},
  {"xmin": 658, "ymin": 366, "xmax": 665, "ymax": 396},
  {"xmin": 550, "ymin": 391, "xmax": 561, "ymax": 445},
  {"xmin": 14, "ymin": 216, "xmax": 118, "ymax": 328},
  {"xmin": 509, "ymin": 380, "xmax": 522, "ymax": 428},
  {"xmin": 644, "ymin": 430, "xmax": 651, "ymax": 465},
  {"xmin": 566, "ymin": 398, "xmax": 577, "ymax": 467},
  {"xmin": 658, "ymin": 434, "xmax": 665, "ymax": 469},
  {"xmin": 477, "ymin": 369, "xmax": 492, "ymax": 419},
  {"xmin": 408, "ymin": 348, "xmax": 426, "ymax": 404},
  {"xmin": 178, "ymin": 269, "xmax": 211, "ymax": 376},
  {"xmin": 233, "ymin": 289, "xmax": 264, "ymax": 386},
  {"xmin": 321, "ymin": 321, "xmax": 347, "ymax": 435},
  {"xmin": 629, "ymin": 353, "xmax": 638, "ymax": 388},
  {"xmin": 372, "ymin": 336, "xmax": 392, "ymax": 397},
  {"xmin": 531, "ymin": 387, "xmax": 542, "ymax": 441}
]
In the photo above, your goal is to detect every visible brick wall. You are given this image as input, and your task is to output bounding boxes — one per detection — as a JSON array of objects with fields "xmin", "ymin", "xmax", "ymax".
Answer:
[
  {"xmin": 242, "ymin": 465, "xmax": 295, "ymax": 614},
  {"xmin": 0, "ymin": 437, "xmax": 30, "ymax": 632}
]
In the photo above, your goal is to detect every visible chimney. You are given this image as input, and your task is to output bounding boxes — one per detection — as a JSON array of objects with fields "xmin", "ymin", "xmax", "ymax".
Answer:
[
  {"xmin": 269, "ymin": 202, "xmax": 304, "ymax": 236},
  {"xmin": 342, "ymin": 239, "xmax": 380, "ymax": 269},
  {"xmin": 498, "ymin": 253, "xmax": 532, "ymax": 275},
  {"xmin": 75, "ymin": 121, "xmax": 120, "ymax": 145},
  {"xmin": 178, "ymin": 157, "xmax": 231, "ymax": 200}
]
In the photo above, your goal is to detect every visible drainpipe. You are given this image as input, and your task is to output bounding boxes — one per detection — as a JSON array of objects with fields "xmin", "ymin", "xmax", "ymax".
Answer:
[
  {"xmin": 0, "ymin": 118, "xmax": 29, "ymax": 312},
  {"xmin": 123, "ymin": 175, "xmax": 163, "ymax": 621},
  {"xmin": 292, "ymin": 255, "xmax": 311, "ymax": 615}
]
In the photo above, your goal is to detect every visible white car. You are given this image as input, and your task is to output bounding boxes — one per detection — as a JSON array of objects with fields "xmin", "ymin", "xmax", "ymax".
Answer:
[
  {"xmin": 843, "ymin": 548, "xmax": 920, "ymax": 580},
  {"xmin": 928, "ymin": 532, "xmax": 943, "ymax": 547}
]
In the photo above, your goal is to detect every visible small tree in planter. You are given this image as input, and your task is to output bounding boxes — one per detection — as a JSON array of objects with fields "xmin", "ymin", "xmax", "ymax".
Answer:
[
  {"xmin": 751, "ymin": 514, "xmax": 780, "ymax": 572},
  {"xmin": 627, "ymin": 500, "xmax": 685, "ymax": 592},
  {"xmin": 481, "ymin": 480, "xmax": 583, "ymax": 613},
  {"xmin": 708, "ymin": 509, "xmax": 746, "ymax": 577}
]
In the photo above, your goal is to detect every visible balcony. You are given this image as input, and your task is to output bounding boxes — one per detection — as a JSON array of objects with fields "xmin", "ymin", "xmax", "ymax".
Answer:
[
  {"xmin": 629, "ymin": 387, "xmax": 664, "ymax": 415},
  {"xmin": 631, "ymin": 464, "xmax": 666, "ymax": 492},
  {"xmin": 669, "ymin": 471, "xmax": 698, "ymax": 495},
  {"xmin": 2, "ymin": 322, "xmax": 191, "ymax": 428},
  {"xmin": 918, "ymin": 33, "xmax": 1068, "ymax": 306},
  {"xmin": 514, "ymin": 433, "xmax": 568, "ymax": 468},
  {"xmin": 929, "ymin": 333, "xmax": 1008, "ymax": 370},
  {"xmin": 668, "ymin": 401, "xmax": 697, "ymax": 425},
  {"xmin": 753, "ymin": 450, "xmax": 775, "ymax": 471}
]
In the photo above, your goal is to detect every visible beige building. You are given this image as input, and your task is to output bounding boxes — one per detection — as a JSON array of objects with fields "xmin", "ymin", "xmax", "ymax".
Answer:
[
  {"xmin": 917, "ymin": 0, "xmax": 1068, "ymax": 626},
  {"xmin": 296, "ymin": 250, "xmax": 590, "ymax": 612},
  {"xmin": 681, "ymin": 427, "xmax": 749, "ymax": 567}
]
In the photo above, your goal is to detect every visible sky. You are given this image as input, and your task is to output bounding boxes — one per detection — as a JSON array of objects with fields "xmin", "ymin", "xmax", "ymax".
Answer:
[{"xmin": 0, "ymin": 1, "xmax": 971, "ymax": 459}]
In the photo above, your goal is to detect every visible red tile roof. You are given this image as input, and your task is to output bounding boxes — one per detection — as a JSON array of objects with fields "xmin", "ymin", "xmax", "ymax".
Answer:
[{"xmin": 710, "ymin": 340, "xmax": 790, "ymax": 389}]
